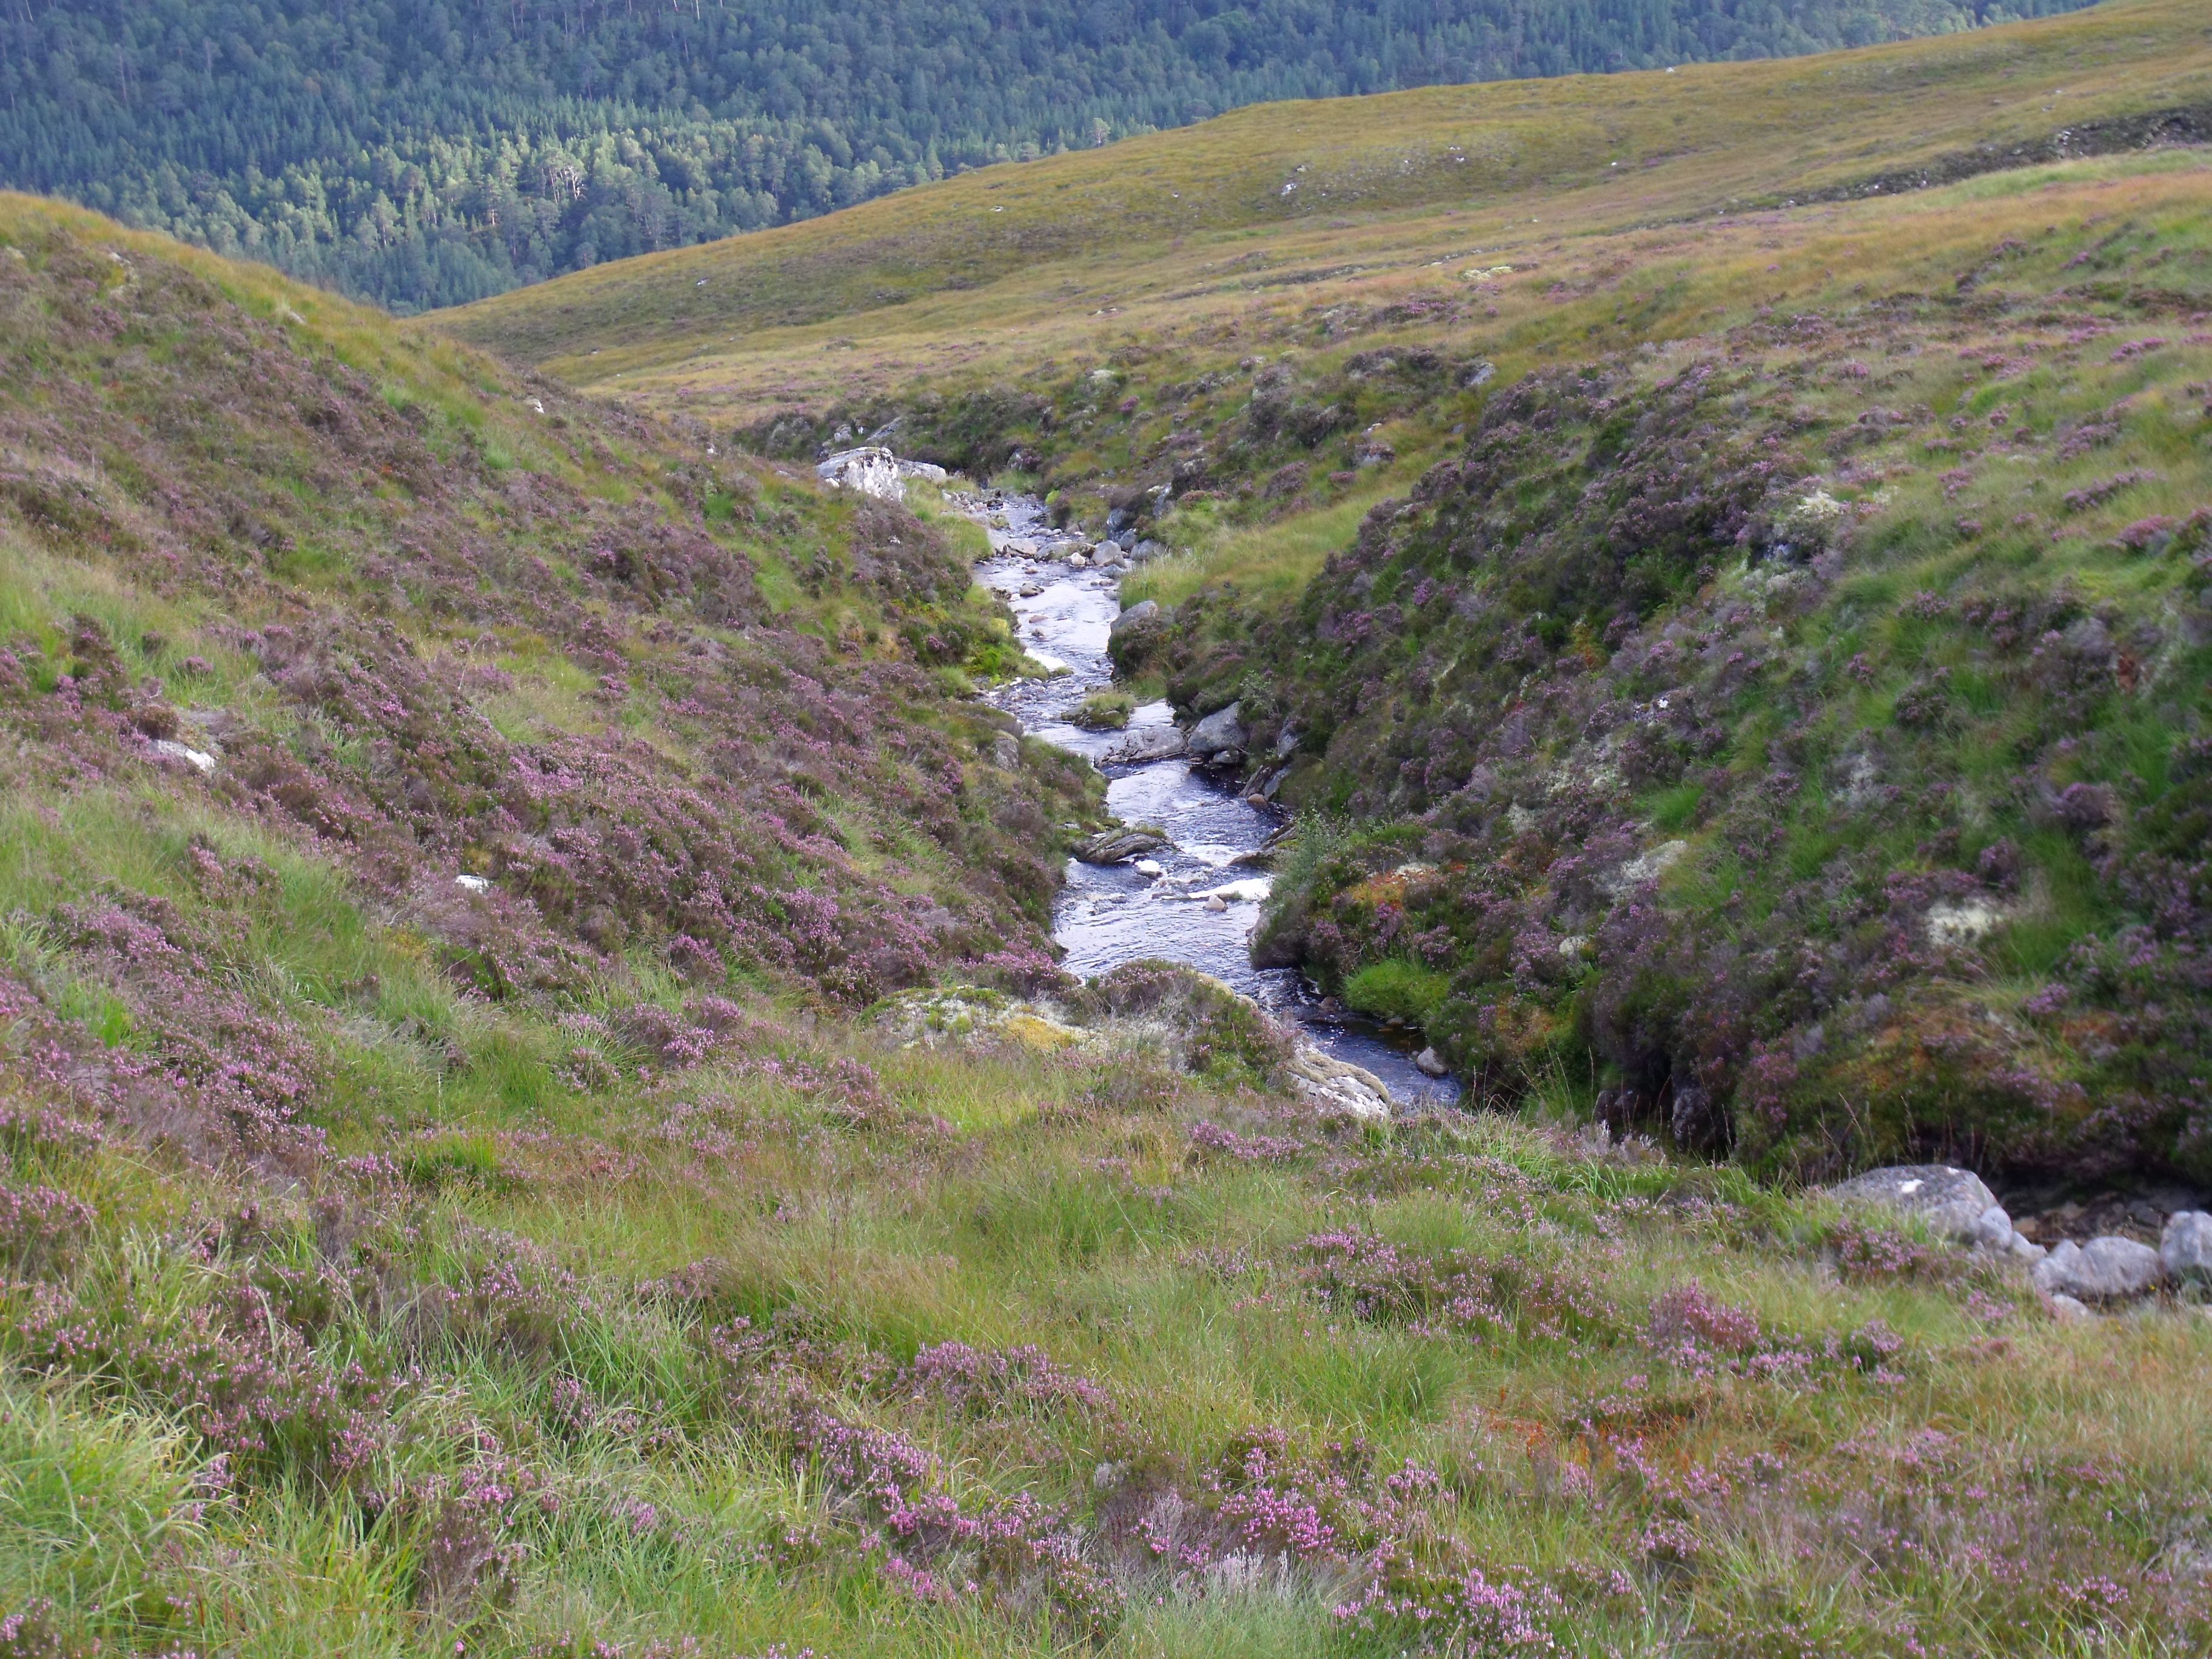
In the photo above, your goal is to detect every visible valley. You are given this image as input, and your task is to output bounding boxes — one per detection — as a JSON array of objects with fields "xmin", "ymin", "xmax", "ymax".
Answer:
[{"xmin": 1, "ymin": 2, "xmax": 2210, "ymax": 1653}]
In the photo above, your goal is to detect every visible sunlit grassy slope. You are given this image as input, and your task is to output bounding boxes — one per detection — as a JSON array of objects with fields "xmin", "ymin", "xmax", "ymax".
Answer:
[{"xmin": 438, "ymin": 0, "xmax": 2211, "ymax": 382}]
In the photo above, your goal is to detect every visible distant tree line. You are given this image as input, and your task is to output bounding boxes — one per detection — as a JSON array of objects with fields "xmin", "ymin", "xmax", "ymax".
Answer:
[{"xmin": 0, "ymin": 0, "xmax": 2092, "ymax": 313}]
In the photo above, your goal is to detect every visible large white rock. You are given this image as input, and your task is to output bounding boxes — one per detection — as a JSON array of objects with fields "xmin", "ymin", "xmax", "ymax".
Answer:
[
  {"xmin": 2033, "ymin": 1236, "xmax": 2169, "ymax": 1302},
  {"xmin": 814, "ymin": 448, "xmax": 942, "ymax": 501},
  {"xmin": 1828, "ymin": 1165, "xmax": 1999, "ymax": 1241},
  {"xmin": 1286, "ymin": 1044, "xmax": 1392, "ymax": 1120},
  {"xmin": 2162, "ymin": 1210, "xmax": 2212, "ymax": 1284}
]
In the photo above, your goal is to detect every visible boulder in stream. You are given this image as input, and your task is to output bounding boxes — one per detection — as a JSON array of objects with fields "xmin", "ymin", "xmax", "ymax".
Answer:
[
  {"xmin": 1076, "ymin": 825, "xmax": 1171, "ymax": 864},
  {"xmin": 1105, "ymin": 726, "xmax": 1186, "ymax": 764},
  {"xmin": 1187, "ymin": 701, "xmax": 1247, "ymax": 760}
]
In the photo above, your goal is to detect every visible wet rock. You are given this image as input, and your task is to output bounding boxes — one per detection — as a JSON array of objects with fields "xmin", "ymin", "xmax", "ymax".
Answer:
[
  {"xmin": 1829, "ymin": 1164, "xmax": 1999, "ymax": 1241},
  {"xmin": 2033, "ymin": 1236, "xmax": 2169, "ymax": 1302},
  {"xmin": 1187, "ymin": 701, "xmax": 1247, "ymax": 757},
  {"xmin": 2163, "ymin": 1210, "xmax": 2212, "ymax": 1283},
  {"xmin": 1105, "ymin": 726, "xmax": 1186, "ymax": 764},
  {"xmin": 1076, "ymin": 825, "xmax": 1171, "ymax": 865},
  {"xmin": 1414, "ymin": 1047, "xmax": 1448, "ymax": 1078},
  {"xmin": 1110, "ymin": 599, "xmax": 1159, "ymax": 637}
]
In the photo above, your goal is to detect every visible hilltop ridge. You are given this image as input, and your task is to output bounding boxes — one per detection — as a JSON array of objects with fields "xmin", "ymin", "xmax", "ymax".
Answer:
[{"xmin": 438, "ymin": 0, "xmax": 2212, "ymax": 376}]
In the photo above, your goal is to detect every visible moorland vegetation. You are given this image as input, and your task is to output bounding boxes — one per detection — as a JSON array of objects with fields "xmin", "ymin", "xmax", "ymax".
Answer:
[
  {"xmin": 488, "ymin": 0, "xmax": 2212, "ymax": 1188},
  {"xmin": 1, "ymin": 3, "xmax": 2211, "ymax": 1654}
]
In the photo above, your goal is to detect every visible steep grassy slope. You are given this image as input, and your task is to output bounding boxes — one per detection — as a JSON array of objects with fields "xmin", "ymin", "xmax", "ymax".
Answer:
[
  {"xmin": 438, "ymin": 0, "xmax": 2212, "ymax": 377},
  {"xmin": 0, "ymin": 188, "xmax": 1109, "ymax": 1136}
]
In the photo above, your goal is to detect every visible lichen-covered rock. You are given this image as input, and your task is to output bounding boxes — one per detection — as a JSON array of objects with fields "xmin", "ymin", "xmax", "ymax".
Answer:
[
  {"xmin": 1285, "ymin": 1045, "xmax": 1392, "ymax": 1120},
  {"xmin": 816, "ymin": 446, "xmax": 907, "ymax": 500},
  {"xmin": 1828, "ymin": 1165, "xmax": 1998, "ymax": 1241},
  {"xmin": 2032, "ymin": 1236, "xmax": 2169, "ymax": 1302},
  {"xmin": 2162, "ymin": 1210, "xmax": 2212, "ymax": 1283}
]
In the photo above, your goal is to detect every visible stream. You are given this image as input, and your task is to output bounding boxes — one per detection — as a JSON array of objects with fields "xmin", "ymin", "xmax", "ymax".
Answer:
[{"xmin": 958, "ymin": 488, "xmax": 1461, "ymax": 1110}]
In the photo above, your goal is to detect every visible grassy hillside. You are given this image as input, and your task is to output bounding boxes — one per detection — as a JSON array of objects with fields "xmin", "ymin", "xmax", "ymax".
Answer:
[
  {"xmin": 433, "ymin": 0, "xmax": 2212, "ymax": 1184},
  {"xmin": 437, "ymin": 0, "xmax": 2212, "ymax": 377}
]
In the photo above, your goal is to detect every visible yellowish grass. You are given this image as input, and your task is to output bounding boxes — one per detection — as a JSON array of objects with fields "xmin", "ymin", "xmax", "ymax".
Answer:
[{"xmin": 434, "ymin": 0, "xmax": 2212, "ymax": 388}]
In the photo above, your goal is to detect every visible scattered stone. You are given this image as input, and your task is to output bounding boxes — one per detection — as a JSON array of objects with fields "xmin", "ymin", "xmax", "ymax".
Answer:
[
  {"xmin": 1414, "ymin": 1047, "xmax": 1448, "ymax": 1078},
  {"xmin": 2162, "ymin": 1210, "xmax": 2212, "ymax": 1283},
  {"xmin": 1076, "ymin": 825, "xmax": 1171, "ymax": 864},
  {"xmin": 455, "ymin": 874, "xmax": 490, "ymax": 893},
  {"xmin": 2047, "ymin": 1293, "xmax": 2095, "ymax": 1324},
  {"xmin": 2032, "ymin": 1236, "xmax": 2169, "ymax": 1302},
  {"xmin": 1203, "ymin": 894, "xmax": 1227, "ymax": 912},
  {"xmin": 1829, "ymin": 1164, "xmax": 1999, "ymax": 1241}
]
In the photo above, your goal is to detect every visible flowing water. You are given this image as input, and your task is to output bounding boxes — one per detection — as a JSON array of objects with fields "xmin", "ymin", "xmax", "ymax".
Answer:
[{"xmin": 961, "ymin": 489, "xmax": 1460, "ymax": 1109}]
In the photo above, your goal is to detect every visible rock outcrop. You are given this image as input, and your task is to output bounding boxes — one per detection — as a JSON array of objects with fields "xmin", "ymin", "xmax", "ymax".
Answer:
[
  {"xmin": 815, "ymin": 446, "xmax": 949, "ymax": 501},
  {"xmin": 1186, "ymin": 701, "xmax": 1247, "ymax": 763}
]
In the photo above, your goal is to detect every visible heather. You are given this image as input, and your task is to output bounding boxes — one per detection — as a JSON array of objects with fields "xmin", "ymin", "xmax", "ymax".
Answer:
[
  {"xmin": 6, "ymin": 26, "xmax": 2212, "ymax": 1655},
  {"xmin": 4, "ymin": 973, "xmax": 2210, "ymax": 1654},
  {"xmin": 662, "ymin": 146, "xmax": 2212, "ymax": 1187},
  {"xmin": 1102, "ymin": 184, "xmax": 2212, "ymax": 1187}
]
